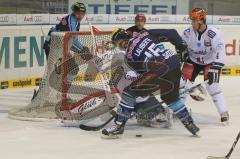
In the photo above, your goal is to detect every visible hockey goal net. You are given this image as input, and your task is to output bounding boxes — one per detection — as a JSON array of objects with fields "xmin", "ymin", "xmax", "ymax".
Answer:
[{"xmin": 8, "ymin": 30, "xmax": 120, "ymax": 121}]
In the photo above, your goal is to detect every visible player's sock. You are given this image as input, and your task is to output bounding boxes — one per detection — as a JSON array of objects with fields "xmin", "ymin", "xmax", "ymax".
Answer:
[
  {"xmin": 206, "ymin": 83, "xmax": 229, "ymax": 123},
  {"xmin": 169, "ymin": 99, "xmax": 200, "ymax": 135}
]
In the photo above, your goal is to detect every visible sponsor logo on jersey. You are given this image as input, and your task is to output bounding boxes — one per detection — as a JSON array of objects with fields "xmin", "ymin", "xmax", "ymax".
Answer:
[
  {"xmin": 204, "ymin": 40, "xmax": 211, "ymax": 47},
  {"xmin": 190, "ymin": 49, "xmax": 208, "ymax": 55}
]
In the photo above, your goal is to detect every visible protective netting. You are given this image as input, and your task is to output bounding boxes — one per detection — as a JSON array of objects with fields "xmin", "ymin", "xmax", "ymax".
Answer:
[{"xmin": 8, "ymin": 31, "xmax": 119, "ymax": 121}]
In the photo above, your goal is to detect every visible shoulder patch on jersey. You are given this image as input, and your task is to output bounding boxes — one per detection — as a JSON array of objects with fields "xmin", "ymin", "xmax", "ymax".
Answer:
[
  {"xmin": 207, "ymin": 30, "xmax": 216, "ymax": 39},
  {"xmin": 61, "ymin": 16, "xmax": 68, "ymax": 25},
  {"xmin": 185, "ymin": 28, "xmax": 191, "ymax": 33},
  {"xmin": 183, "ymin": 28, "xmax": 191, "ymax": 37}
]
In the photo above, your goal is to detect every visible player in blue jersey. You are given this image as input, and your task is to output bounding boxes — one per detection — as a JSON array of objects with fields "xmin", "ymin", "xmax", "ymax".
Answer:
[
  {"xmin": 43, "ymin": 2, "xmax": 89, "ymax": 59},
  {"xmin": 102, "ymin": 28, "xmax": 200, "ymax": 137},
  {"xmin": 31, "ymin": 2, "xmax": 89, "ymax": 101}
]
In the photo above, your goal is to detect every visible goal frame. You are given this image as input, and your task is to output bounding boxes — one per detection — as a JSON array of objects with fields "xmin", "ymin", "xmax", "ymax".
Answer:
[{"xmin": 61, "ymin": 31, "xmax": 114, "ymax": 116}]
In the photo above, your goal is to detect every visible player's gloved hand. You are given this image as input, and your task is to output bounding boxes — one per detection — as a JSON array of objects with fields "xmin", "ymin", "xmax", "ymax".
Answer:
[
  {"xmin": 125, "ymin": 70, "xmax": 139, "ymax": 81},
  {"xmin": 176, "ymin": 41, "xmax": 189, "ymax": 62},
  {"xmin": 207, "ymin": 63, "xmax": 222, "ymax": 85}
]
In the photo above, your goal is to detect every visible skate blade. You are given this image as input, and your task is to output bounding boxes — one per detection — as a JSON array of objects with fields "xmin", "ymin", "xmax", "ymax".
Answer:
[
  {"xmin": 101, "ymin": 134, "xmax": 122, "ymax": 139},
  {"xmin": 192, "ymin": 130, "xmax": 201, "ymax": 138}
]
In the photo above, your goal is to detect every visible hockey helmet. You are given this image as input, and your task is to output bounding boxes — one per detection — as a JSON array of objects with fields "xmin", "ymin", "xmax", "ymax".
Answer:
[
  {"xmin": 135, "ymin": 14, "xmax": 146, "ymax": 22},
  {"xmin": 190, "ymin": 8, "xmax": 207, "ymax": 22},
  {"xmin": 71, "ymin": 2, "xmax": 86, "ymax": 13},
  {"xmin": 111, "ymin": 28, "xmax": 131, "ymax": 43}
]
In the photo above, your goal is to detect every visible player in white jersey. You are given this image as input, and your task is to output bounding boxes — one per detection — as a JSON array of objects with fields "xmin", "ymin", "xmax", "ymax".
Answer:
[{"xmin": 180, "ymin": 8, "xmax": 229, "ymax": 124}]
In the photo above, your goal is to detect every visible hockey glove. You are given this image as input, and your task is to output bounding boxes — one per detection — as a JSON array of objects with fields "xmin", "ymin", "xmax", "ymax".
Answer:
[
  {"xmin": 207, "ymin": 63, "xmax": 222, "ymax": 85},
  {"xmin": 175, "ymin": 41, "xmax": 189, "ymax": 62}
]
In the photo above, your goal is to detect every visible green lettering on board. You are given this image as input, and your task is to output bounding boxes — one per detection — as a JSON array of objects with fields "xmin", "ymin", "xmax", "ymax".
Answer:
[
  {"xmin": 0, "ymin": 37, "xmax": 10, "ymax": 68},
  {"xmin": 30, "ymin": 36, "xmax": 45, "ymax": 67},
  {"xmin": 14, "ymin": 36, "xmax": 27, "ymax": 68}
]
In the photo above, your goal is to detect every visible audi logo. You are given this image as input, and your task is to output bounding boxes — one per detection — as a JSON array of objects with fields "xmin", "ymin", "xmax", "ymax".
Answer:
[
  {"xmin": 0, "ymin": 16, "xmax": 9, "ymax": 22},
  {"xmin": 34, "ymin": 16, "xmax": 42, "ymax": 22},
  {"xmin": 233, "ymin": 18, "xmax": 240, "ymax": 23}
]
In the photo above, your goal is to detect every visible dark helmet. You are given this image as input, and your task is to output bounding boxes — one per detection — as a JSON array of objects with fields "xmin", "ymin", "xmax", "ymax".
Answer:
[
  {"xmin": 71, "ymin": 2, "xmax": 86, "ymax": 13},
  {"xmin": 111, "ymin": 28, "xmax": 131, "ymax": 43}
]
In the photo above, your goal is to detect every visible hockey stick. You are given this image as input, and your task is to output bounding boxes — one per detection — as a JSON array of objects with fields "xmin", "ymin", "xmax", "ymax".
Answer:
[
  {"xmin": 79, "ymin": 110, "xmax": 117, "ymax": 131},
  {"xmin": 79, "ymin": 80, "xmax": 207, "ymax": 131},
  {"xmin": 207, "ymin": 131, "xmax": 240, "ymax": 159}
]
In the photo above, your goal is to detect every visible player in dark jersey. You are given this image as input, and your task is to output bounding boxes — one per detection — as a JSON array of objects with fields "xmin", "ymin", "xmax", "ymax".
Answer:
[
  {"xmin": 102, "ymin": 28, "xmax": 200, "ymax": 137},
  {"xmin": 126, "ymin": 14, "xmax": 147, "ymax": 37},
  {"xmin": 126, "ymin": 14, "xmax": 173, "ymax": 127}
]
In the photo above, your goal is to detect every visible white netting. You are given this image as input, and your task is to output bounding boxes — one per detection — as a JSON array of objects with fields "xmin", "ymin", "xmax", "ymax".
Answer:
[{"xmin": 8, "ymin": 31, "xmax": 119, "ymax": 121}]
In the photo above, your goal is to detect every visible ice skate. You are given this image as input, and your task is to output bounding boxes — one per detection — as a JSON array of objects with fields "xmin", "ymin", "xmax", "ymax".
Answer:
[
  {"xmin": 220, "ymin": 112, "xmax": 229, "ymax": 125},
  {"xmin": 102, "ymin": 122, "xmax": 125, "ymax": 138},
  {"xmin": 181, "ymin": 115, "xmax": 200, "ymax": 136}
]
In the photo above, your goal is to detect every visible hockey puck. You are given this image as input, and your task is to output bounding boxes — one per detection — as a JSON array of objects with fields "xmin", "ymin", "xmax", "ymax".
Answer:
[{"xmin": 136, "ymin": 134, "xmax": 142, "ymax": 138}]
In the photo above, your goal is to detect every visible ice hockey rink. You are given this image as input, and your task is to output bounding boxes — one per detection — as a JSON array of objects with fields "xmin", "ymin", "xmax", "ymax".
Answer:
[{"xmin": 0, "ymin": 76, "xmax": 239, "ymax": 159}]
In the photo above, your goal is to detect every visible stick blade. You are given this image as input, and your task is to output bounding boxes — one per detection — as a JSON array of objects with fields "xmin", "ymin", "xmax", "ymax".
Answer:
[{"xmin": 207, "ymin": 156, "xmax": 227, "ymax": 159}]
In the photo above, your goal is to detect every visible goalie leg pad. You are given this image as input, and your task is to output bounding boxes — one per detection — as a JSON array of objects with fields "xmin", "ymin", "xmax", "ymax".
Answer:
[{"xmin": 135, "ymin": 96, "xmax": 164, "ymax": 121}]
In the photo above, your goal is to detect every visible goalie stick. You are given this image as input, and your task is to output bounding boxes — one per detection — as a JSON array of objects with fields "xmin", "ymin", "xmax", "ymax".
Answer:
[
  {"xmin": 79, "ymin": 81, "xmax": 207, "ymax": 131},
  {"xmin": 207, "ymin": 131, "xmax": 240, "ymax": 159}
]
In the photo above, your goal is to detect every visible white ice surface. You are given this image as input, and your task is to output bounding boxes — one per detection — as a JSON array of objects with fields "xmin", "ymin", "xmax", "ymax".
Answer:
[{"xmin": 0, "ymin": 77, "xmax": 239, "ymax": 159}]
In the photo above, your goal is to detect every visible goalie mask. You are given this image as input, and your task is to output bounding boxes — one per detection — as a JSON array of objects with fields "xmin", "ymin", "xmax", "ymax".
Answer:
[{"xmin": 111, "ymin": 28, "xmax": 131, "ymax": 49}]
